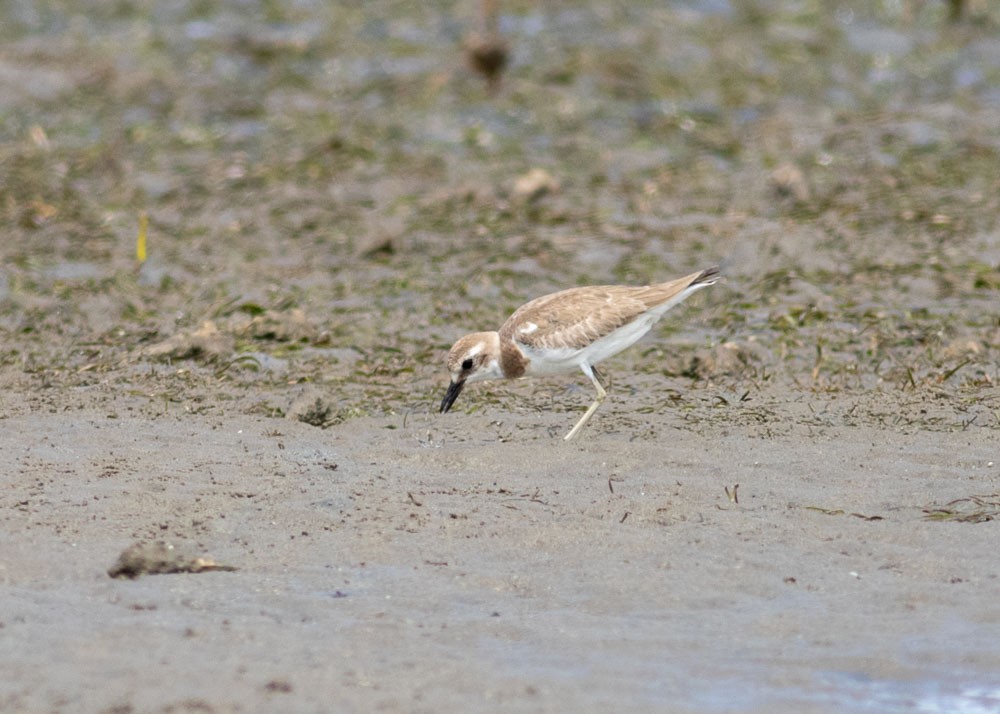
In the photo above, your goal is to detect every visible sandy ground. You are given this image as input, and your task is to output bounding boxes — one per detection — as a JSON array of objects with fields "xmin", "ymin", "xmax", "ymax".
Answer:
[
  {"xmin": 2, "ymin": 397, "xmax": 999, "ymax": 713},
  {"xmin": 2, "ymin": 0, "xmax": 1000, "ymax": 711}
]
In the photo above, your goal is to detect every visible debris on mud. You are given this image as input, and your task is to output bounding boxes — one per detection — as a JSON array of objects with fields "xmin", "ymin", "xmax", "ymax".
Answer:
[
  {"xmin": 683, "ymin": 341, "xmax": 765, "ymax": 378},
  {"xmin": 143, "ymin": 321, "xmax": 235, "ymax": 363},
  {"xmin": 923, "ymin": 494, "xmax": 1000, "ymax": 523},
  {"xmin": 108, "ymin": 541, "xmax": 237, "ymax": 579},
  {"xmin": 287, "ymin": 387, "xmax": 336, "ymax": 428},
  {"xmin": 512, "ymin": 168, "xmax": 560, "ymax": 203},
  {"xmin": 231, "ymin": 307, "xmax": 322, "ymax": 343},
  {"xmin": 770, "ymin": 163, "xmax": 811, "ymax": 203}
]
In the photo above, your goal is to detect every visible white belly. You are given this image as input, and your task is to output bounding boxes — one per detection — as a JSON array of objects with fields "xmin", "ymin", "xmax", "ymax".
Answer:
[{"xmin": 518, "ymin": 313, "xmax": 658, "ymax": 376}]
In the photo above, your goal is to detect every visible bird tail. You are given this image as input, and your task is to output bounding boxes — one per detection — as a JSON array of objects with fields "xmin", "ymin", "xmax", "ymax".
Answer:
[{"xmin": 691, "ymin": 266, "xmax": 721, "ymax": 287}]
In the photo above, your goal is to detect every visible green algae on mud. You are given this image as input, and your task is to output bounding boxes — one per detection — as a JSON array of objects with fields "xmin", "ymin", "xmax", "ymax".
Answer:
[{"xmin": 0, "ymin": 0, "xmax": 997, "ymax": 430}]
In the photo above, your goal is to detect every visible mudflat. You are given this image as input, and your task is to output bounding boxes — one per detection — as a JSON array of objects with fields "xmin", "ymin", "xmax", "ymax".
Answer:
[
  {"xmin": 2, "ymin": 1, "xmax": 999, "ymax": 712},
  {"xmin": 3, "ymin": 405, "xmax": 999, "ymax": 712}
]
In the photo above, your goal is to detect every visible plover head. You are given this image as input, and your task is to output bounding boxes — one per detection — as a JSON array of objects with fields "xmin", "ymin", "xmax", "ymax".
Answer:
[{"xmin": 440, "ymin": 332, "xmax": 502, "ymax": 413}]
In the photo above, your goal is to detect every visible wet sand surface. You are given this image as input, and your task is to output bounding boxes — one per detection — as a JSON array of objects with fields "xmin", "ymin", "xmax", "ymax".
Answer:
[
  {"xmin": 3, "ymin": 408, "xmax": 999, "ymax": 712},
  {"xmin": 2, "ymin": 1, "xmax": 1000, "ymax": 711}
]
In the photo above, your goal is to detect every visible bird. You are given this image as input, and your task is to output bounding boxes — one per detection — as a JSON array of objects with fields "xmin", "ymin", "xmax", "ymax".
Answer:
[{"xmin": 440, "ymin": 267, "xmax": 720, "ymax": 440}]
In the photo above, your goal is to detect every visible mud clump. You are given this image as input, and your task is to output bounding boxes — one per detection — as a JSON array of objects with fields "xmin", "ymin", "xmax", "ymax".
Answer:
[
  {"xmin": 143, "ymin": 321, "xmax": 234, "ymax": 363},
  {"xmin": 108, "ymin": 541, "xmax": 237, "ymax": 579}
]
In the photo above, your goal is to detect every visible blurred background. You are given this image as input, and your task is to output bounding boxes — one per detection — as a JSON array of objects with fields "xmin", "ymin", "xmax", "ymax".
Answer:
[{"xmin": 0, "ymin": 0, "xmax": 997, "ymax": 425}]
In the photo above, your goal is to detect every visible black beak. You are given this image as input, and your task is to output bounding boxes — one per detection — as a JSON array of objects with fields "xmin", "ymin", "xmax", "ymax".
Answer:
[{"xmin": 440, "ymin": 380, "xmax": 465, "ymax": 413}]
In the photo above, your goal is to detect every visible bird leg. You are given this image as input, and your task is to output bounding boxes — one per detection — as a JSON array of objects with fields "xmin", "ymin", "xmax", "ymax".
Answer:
[{"xmin": 564, "ymin": 365, "xmax": 608, "ymax": 441}]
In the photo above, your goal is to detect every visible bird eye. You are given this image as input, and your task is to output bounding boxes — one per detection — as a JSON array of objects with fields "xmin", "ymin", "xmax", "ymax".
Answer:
[{"xmin": 461, "ymin": 358, "xmax": 474, "ymax": 371}]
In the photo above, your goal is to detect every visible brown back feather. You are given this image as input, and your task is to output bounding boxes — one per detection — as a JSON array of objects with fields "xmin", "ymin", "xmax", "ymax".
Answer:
[{"xmin": 499, "ymin": 269, "xmax": 715, "ymax": 352}]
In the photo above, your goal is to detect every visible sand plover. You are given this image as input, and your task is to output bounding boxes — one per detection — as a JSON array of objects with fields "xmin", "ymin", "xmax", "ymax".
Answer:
[{"xmin": 440, "ymin": 267, "xmax": 720, "ymax": 440}]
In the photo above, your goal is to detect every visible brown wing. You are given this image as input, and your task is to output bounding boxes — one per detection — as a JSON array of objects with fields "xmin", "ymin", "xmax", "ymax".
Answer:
[
  {"xmin": 498, "ymin": 286, "xmax": 649, "ymax": 351},
  {"xmin": 498, "ymin": 269, "xmax": 717, "ymax": 352}
]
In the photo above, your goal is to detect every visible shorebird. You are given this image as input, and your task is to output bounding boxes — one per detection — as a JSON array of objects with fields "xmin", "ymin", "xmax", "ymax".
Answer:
[{"xmin": 440, "ymin": 267, "xmax": 720, "ymax": 440}]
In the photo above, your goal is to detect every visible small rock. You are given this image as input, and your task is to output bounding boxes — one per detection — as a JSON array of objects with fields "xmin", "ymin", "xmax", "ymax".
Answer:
[
  {"xmin": 770, "ymin": 163, "xmax": 811, "ymax": 203},
  {"xmin": 688, "ymin": 341, "xmax": 762, "ymax": 377},
  {"xmin": 940, "ymin": 339, "xmax": 981, "ymax": 361},
  {"xmin": 513, "ymin": 168, "xmax": 560, "ymax": 202}
]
